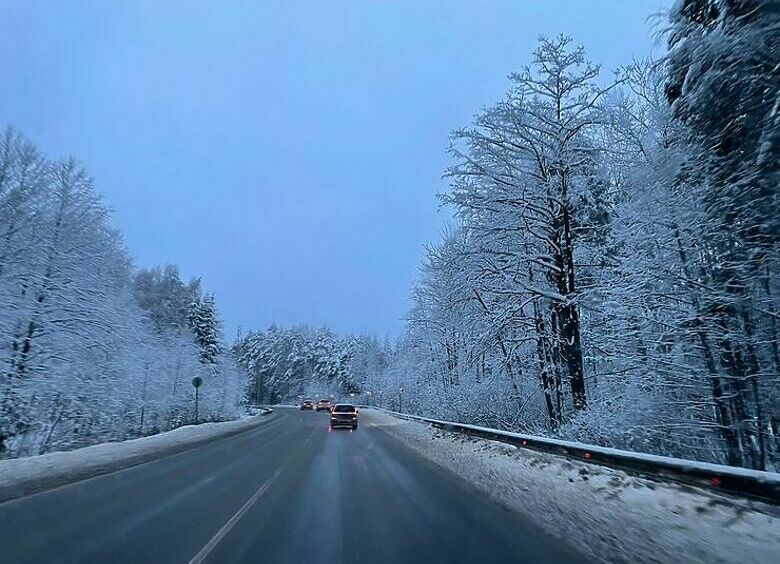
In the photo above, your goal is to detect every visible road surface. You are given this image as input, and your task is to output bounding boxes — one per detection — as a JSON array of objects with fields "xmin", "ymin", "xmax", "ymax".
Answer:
[{"xmin": 0, "ymin": 408, "xmax": 586, "ymax": 563}]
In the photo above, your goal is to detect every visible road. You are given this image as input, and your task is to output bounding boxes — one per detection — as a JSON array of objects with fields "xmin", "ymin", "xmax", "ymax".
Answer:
[{"xmin": 0, "ymin": 408, "xmax": 586, "ymax": 563}]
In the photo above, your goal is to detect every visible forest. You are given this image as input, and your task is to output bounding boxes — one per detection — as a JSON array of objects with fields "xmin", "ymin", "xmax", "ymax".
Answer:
[
  {"xmin": 238, "ymin": 0, "xmax": 779, "ymax": 471},
  {"xmin": 2, "ymin": 0, "xmax": 777, "ymax": 471},
  {"xmin": 0, "ymin": 132, "xmax": 245, "ymax": 457}
]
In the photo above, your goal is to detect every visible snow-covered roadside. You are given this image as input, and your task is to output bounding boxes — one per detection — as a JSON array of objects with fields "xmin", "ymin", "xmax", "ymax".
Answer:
[
  {"xmin": 0, "ymin": 409, "xmax": 274, "ymax": 503},
  {"xmin": 365, "ymin": 409, "xmax": 780, "ymax": 564}
]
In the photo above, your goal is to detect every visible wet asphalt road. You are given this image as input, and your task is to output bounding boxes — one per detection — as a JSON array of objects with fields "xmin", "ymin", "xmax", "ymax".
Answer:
[{"xmin": 0, "ymin": 408, "xmax": 586, "ymax": 563}]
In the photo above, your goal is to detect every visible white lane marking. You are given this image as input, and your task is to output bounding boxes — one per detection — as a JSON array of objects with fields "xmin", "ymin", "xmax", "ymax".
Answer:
[
  {"xmin": 188, "ymin": 467, "xmax": 283, "ymax": 564},
  {"xmin": 188, "ymin": 412, "xmax": 319, "ymax": 563}
]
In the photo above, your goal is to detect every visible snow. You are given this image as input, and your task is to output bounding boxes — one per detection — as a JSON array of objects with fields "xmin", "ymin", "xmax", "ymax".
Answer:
[
  {"xmin": 0, "ymin": 409, "xmax": 273, "ymax": 503},
  {"xmin": 365, "ymin": 409, "xmax": 780, "ymax": 564},
  {"xmin": 385, "ymin": 410, "xmax": 780, "ymax": 484}
]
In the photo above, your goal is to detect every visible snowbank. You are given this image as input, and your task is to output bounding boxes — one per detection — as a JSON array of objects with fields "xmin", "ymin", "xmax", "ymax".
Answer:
[
  {"xmin": 0, "ymin": 409, "xmax": 274, "ymax": 503},
  {"xmin": 365, "ymin": 409, "xmax": 780, "ymax": 564}
]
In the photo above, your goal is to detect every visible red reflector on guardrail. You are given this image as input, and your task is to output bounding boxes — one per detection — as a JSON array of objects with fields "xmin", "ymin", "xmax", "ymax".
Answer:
[{"xmin": 368, "ymin": 407, "xmax": 780, "ymax": 504}]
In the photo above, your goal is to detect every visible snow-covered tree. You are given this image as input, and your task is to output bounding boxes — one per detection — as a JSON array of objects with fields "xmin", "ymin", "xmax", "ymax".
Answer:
[
  {"xmin": 133, "ymin": 265, "xmax": 201, "ymax": 334},
  {"xmin": 389, "ymin": 23, "xmax": 779, "ymax": 470},
  {"xmin": 189, "ymin": 293, "xmax": 223, "ymax": 364},
  {"xmin": 0, "ymin": 128, "xmax": 246, "ymax": 457}
]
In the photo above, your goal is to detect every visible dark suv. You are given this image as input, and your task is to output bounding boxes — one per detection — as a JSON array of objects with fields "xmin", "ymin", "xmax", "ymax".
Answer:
[
  {"xmin": 300, "ymin": 399, "xmax": 314, "ymax": 411},
  {"xmin": 330, "ymin": 404, "xmax": 358, "ymax": 430}
]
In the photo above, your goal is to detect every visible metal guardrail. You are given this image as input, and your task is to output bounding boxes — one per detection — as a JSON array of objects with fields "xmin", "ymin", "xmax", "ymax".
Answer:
[{"xmin": 364, "ymin": 406, "xmax": 780, "ymax": 504}]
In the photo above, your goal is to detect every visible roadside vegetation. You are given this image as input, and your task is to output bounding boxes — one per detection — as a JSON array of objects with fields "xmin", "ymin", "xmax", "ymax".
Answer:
[
  {"xmin": 0, "ymin": 140, "xmax": 245, "ymax": 457},
  {"xmin": 240, "ymin": 1, "xmax": 780, "ymax": 471},
  {"xmin": 2, "ymin": 1, "xmax": 777, "ymax": 470}
]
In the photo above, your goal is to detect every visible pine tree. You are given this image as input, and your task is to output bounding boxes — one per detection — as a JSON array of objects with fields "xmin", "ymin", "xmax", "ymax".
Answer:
[
  {"xmin": 662, "ymin": 0, "xmax": 780, "ymax": 469},
  {"xmin": 188, "ymin": 294, "xmax": 223, "ymax": 365}
]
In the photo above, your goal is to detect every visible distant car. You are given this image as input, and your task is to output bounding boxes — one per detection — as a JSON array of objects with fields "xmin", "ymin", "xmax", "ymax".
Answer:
[
  {"xmin": 300, "ymin": 400, "xmax": 314, "ymax": 411},
  {"xmin": 330, "ymin": 403, "xmax": 358, "ymax": 429},
  {"xmin": 316, "ymin": 399, "xmax": 333, "ymax": 412}
]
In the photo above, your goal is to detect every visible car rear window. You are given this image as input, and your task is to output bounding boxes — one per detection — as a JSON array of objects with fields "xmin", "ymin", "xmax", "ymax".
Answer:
[{"xmin": 333, "ymin": 404, "xmax": 356, "ymax": 413}]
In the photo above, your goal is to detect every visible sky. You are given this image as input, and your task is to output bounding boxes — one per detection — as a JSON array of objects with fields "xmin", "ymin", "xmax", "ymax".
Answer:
[{"xmin": 0, "ymin": 0, "xmax": 669, "ymax": 339}]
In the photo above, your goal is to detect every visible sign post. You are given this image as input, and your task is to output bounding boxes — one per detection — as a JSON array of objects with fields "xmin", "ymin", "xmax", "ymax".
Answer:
[
  {"xmin": 192, "ymin": 376, "xmax": 203, "ymax": 424},
  {"xmin": 399, "ymin": 386, "xmax": 405, "ymax": 413}
]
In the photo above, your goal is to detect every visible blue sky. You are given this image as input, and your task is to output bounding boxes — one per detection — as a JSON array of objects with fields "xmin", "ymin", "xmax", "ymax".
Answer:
[{"xmin": 0, "ymin": 0, "xmax": 669, "ymax": 339}]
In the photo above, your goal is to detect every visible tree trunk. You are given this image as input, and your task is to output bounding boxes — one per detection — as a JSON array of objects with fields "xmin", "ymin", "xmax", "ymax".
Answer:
[{"xmin": 534, "ymin": 300, "xmax": 559, "ymax": 429}]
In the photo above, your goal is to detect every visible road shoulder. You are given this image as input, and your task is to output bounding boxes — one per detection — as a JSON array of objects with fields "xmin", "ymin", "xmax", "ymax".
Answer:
[
  {"xmin": 0, "ymin": 409, "xmax": 275, "ymax": 503},
  {"xmin": 364, "ymin": 409, "xmax": 780, "ymax": 564}
]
